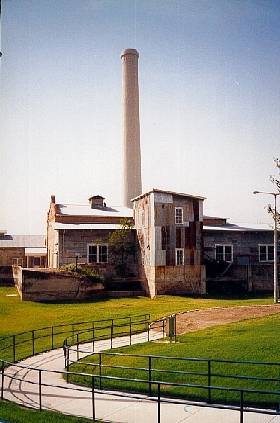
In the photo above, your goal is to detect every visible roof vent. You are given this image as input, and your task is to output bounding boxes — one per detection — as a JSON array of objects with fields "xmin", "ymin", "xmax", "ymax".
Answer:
[{"xmin": 88, "ymin": 195, "xmax": 105, "ymax": 209}]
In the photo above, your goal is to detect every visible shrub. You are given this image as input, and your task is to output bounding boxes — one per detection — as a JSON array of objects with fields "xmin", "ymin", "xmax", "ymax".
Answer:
[{"xmin": 59, "ymin": 264, "xmax": 104, "ymax": 282}]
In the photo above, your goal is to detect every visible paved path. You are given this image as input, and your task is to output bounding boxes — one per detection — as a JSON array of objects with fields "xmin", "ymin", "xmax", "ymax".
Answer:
[{"xmin": 2, "ymin": 330, "xmax": 280, "ymax": 423}]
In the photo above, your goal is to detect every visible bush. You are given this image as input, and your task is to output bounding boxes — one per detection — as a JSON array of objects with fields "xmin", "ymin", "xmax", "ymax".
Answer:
[{"xmin": 59, "ymin": 264, "xmax": 104, "ymax": 282}]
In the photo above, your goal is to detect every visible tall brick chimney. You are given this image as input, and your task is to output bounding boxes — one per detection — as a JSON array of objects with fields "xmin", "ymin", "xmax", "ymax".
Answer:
[{"xmin": 121, "ymin": 49, "xmax": 142, "ymax": 208}]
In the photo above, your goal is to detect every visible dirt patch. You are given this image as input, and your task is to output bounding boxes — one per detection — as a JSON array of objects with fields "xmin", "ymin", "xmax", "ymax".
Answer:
[{"xmin": 175, "ymin": 304, "xmax": 280, "ymax": 335}]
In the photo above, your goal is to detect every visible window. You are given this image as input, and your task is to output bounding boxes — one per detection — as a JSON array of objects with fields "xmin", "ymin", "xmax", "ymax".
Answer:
[
  {"xmin": 175, "ymin": 207, "xmax": 183, "ymax": 224},
  {"xmin": 175, "ymin": 248, "xmax": 184, "ymax": 265},
  {"xmin": 88, "ymin": 244, "xmax": 108, "ymax": 263},
  {"xmin": 12, "ymin": 258, "xmax": 23, "ymax": 266},
  {"xmin": 33, "ymin": 257, "xmax": 41, "ymax": 267},
  {"xmin": 215, "ymin": 245, "xmax": 233, "ymax": 262},
  {"xmin": 259, "ymin": 245, "xmax": 274, "ymax": 262}
]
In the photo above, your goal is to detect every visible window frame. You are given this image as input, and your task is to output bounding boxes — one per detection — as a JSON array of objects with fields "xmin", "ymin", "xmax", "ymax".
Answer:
[
  {"xmin": 215, "ymin": 244, "xmax": 233, "ymax": 263},
  {"xmin": 175, "ymin": 248, "xmax": 184, "ymax": 266},
  {"xmin": 87, "ymin": 244, "xmax": 108, "ymax": 264},
  {"xmin": 175, "ymin": 207, "xmax": 183, "ymax": 224},
  {"xmin": 12, "ymin": 258, "xmax": 23, "ymax": 266},
  {"xmin": 259, "ymin": 244, "xmax": 274, "ymax": 262}
]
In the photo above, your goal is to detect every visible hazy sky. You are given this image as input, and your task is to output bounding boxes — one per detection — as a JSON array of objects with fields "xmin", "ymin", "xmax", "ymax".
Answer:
[{"xmin": 1, "ymin": 0, "xmax": 280, "ymax": 234}]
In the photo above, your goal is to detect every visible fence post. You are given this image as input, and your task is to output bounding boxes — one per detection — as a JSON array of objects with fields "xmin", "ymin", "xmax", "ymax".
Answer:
[
  {"xmin": 148, "ymin": 356, "xmax": 152, "ymax": 396},
  {"xmin": 129, "ymin": 317, "xmax": 132, "ymax": 345},
  {"xmin": 51, "ymin": 326, "xmax": 54, "ymax": 350},
  {"xmin": 147, "ymin": 323, "xmax": 150, "ymax": 342},
  {"xmin": 92, "ymin": 375, "xmax": 95, "ymax": 421},
  {"xmin": 66, "ymin": 348, "xmax": 69, "ymax": 383},
  {"xmin": 13, "ymin": 335, "xmax": 16, "ymax": 362},
  {"xmin": 99, "ymin": 353, "xmax": 102, "ymax": 390},
  {"xmin": 240, "ymin": 390, "xmax": 244, "ymax": 423},
  {"xmin": 157, "ymin": 383, "xmax": 161, "ymax": 423},
  {"xmin": 110, "ymin": 321, "xmax": 113, "ymax": 349},
  {"xmin": 76, "ymin": 333, "xmax": 79, "ymax": 361},
  {"xmin": 39, "ymin": 369, "xmax": 42, "ymax": 411},
  {"xmin": 207, "ymin": 360, "xmax": 211, "ymax": 403},
  {"xmin": 92, "ymin": 322, "xmax": 95, "ymax": 353},
  {"xmin": 72, "ymin": 324, "xmax": 74, "ymax": 343},
  {"xmin": 32, "ymin": 330, "xmax": 35, "ymax": 356},
  {"xmin": 1, "ymin": 361, "xmax": 4, "ymax": 400},
  {"xmin": 162, "ymin": 319, "xmax": 165, "ymax": 338},
  {"xmin": 174, "ymin": 314, "xmax": 177, "ymax": 342}
]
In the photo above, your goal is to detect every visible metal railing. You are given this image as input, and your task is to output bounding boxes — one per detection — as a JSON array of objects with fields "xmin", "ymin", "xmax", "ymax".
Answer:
[
  {"xmin": 1, "ymin": 358, "xmax": 280, "ymax": 423},
  {"xmin": 1, "ymin": 313, "xmax": 280, "ymax": 422},
  {"xmin": 65, "ymin": 349, "xmax": 280, "ymax": 405},
  {"xmin": 0, "ymin": 313, "xmax": 150, "ymax": 363}
]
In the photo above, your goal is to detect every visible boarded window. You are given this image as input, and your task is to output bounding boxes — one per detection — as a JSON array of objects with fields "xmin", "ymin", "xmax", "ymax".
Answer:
[
  {"xmin": 185, "ymin": 227, "xmax": 191, "ymax": 248},
  {"xmin": 189, "ymin": 250, "xmax": 194, "ymax": 265},
  {"xmin": 193, "ymin": 200, "xmax": 200, "ymax": 221},
  {"xmin": 187, "ymin": 222, "xmax": 196, "ymax": 247},
  {"xmin": 176, "ymin": 228, "xmax": 182, "ymax": 248},
  {"xmin": 166, "ymin": 249, "xmax": 175, "ymax": 266},
  {"xmin": 161, "ymin": 227, "xmax": 167, "ymax": 250},
  {"xmin": 162, "ymin": 226, "xmax": 170, "ymax": 250}
]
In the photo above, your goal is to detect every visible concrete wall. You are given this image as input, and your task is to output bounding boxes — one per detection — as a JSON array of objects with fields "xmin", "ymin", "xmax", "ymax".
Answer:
[
  {"xmin": 17, "ymin": 269, "xmax": 104, "ymax": 302},
  {"xmin": 0, "ymin": 266, "xmax": 21, "ymax": 285},
  {"xmin": 155, "ymin": 265, "xmax": 206, "ymax": 295}
]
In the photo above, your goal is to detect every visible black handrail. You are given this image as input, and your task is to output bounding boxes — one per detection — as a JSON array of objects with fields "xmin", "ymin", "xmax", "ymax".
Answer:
[
  {"xmin": 1, "ymin": 357, "xmax": 280, "ymax": 423},
  {"xmin": 0, "ymin": 313, "xmax": 150, "ymax": 363}
]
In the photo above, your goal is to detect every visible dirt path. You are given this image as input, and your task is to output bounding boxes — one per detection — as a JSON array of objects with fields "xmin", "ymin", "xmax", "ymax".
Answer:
[{"xmin": 175, "ymin": 304, "xmax": 280, "ymax": 335}]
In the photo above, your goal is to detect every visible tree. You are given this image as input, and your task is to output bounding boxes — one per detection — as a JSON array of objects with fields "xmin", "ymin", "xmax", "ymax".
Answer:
[
  {"xmin": 108, "ymin": 218, "xmax": 136, "ymax": 276},
  {"xmin": 268, "ymin": 158, "xmax": 280, "ymax": 226}
]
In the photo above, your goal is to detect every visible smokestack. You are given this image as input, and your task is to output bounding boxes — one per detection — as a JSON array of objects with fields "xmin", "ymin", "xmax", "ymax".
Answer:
[{"xmin": 121, "ymin": 48, "xmax": 142, "ymax": 208}]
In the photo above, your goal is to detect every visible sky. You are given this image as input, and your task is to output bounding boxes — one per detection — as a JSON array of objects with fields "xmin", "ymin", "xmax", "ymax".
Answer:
[{"xmin": 0, "ymin": 0, "xmax": 280, "ymax": 234}]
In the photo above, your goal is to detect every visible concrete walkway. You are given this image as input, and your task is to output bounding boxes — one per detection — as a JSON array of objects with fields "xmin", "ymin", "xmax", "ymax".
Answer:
[{"xmin": 2, "ymin": 330, "xmax": 280, "ymax": 423}]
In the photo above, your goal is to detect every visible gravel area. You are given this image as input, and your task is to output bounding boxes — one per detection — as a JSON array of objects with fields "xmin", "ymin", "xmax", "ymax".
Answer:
[{"xmin": 175, "ymin": 304, "xmax": 280, "ymax": 335}]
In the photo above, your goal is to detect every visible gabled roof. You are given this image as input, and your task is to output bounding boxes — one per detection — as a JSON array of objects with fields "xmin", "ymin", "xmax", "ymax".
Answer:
[{"xmin": 131, "ymin": 188, "xmax": 206, "ymax": 202}]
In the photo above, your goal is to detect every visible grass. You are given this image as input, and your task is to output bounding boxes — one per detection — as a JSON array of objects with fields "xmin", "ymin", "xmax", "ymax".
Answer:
[
  {"xmin": 0, "ymin": 286, "xmax": 276, "ymax": 419},
  {"xmin": 0, "ymin": 286, "xmax": 273, "ymax": 337},
  {"xmin": 0, "ymin": 286, "xmax": 272, "ymax": 362},
  {"xmin": 67, "ymin": 313, "xmax": 280, "ymax": 408},
  {"xmin": 0, "ymin": 400, "xmax": 100, "ymax": 422}
]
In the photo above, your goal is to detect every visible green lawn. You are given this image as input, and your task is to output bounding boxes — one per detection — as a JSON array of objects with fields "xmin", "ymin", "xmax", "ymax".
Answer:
[
  {"xmin": 0, "ymin": 286, "xmax": 272, "ymax": 337},
  {"xmin": 0, "ymin": 286, "xmax": 276, "ymax": 419},
  {"xmin": 0, "ymin": 400, "xmax": 99, "ymax": 422},
  {"xmin": 67, "ymin": 313, "xmax": 280, "ymax": 407}
]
